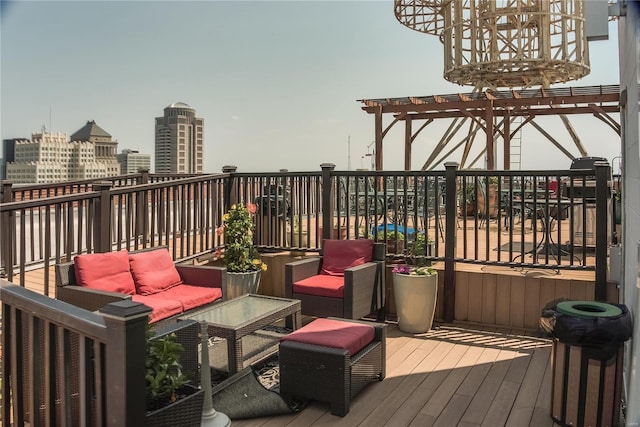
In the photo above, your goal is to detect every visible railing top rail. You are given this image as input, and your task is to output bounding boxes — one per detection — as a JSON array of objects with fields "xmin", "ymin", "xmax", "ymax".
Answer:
[
  {"xmin": 233, "ymin": 171, "xmax": 322, "ymax": 178},
  {"xmin": 109, "ymin": 172, "xmax": 230, "ymax": 196},
  {"xmin": 5, "ymin": 174, "xmax": 144, "ymax": 191},
  {"xmin": 0, "ymin": 190, "xmax": 99, "ymax": 211},
  {"xmin": 1, "ymin": 280, "xmax": 107, "ymax": 341},
  {"xmin": 456, "ymin": 169, "xmax": 601, "ymax": 177}
]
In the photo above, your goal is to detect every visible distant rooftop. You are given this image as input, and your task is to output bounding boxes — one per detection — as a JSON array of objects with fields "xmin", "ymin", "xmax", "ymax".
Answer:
[
  {"xmin": 70, "ymin": 120, "xmax": 112, "ymax": 141},
  {"xmin": 167, "ymin": 101, "xmax": 194, "ymax": 109}
]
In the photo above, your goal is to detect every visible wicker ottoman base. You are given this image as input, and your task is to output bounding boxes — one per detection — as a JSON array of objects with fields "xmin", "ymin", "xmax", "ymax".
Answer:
[{"xmin": 279, "ymin": 318, "xmax": 386, "ymax": 416}]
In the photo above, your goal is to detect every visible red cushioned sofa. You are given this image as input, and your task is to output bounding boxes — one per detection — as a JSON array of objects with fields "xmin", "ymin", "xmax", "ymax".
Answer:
[{"xmin": 55, "ymin": 246, "xmax": 227, "ymax": 325}]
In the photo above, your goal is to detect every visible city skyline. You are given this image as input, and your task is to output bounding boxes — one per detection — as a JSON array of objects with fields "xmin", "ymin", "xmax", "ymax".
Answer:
[{"xmin": 1, "ymin": 1, "xmax": 623, "ymax": 173}]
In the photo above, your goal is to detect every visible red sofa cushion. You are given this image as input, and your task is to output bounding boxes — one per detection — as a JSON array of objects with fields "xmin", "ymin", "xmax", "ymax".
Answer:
[
  {"xmin": 129, "ymin": 248, "xmax": 182, "ymax": 295},
  {"xmin": 73, "ymin": 250, "xmax": 136, "ymax": 295},
  {"xmin": 131, "ymin": 294, "xmax": 183, "ymax": 323},
  {"xmin": 155, "ymin": 284, "xmax": 222, "ymax": 312},
  {"xmin": 321, "ymin": 239, "xmax": 373, "ymax": 276},
  {"xmin": 293, "ymin": 275, "xmax": 345, "ymax": 298},
  {"xmin": 280, "ymin": 318, "xmax": 375, "ymax": 356}
]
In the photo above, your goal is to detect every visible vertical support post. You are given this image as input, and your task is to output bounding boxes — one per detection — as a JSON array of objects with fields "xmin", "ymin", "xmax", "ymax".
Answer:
[
  {"xmin": 404, "ymin": 117, "xmax": 412, "ymax": 171},
  {"xmin": 92, "ymin": 180, "xmax": 113, "ymax": 254},
  {"xmin": 320, "ymin": 163, "xmax": 335, "ymax": 242},
  {"xmin": 99, "ymin": 300, "xmax": 151, "ymax": 426},
  {"xmin": 136, "ymin": 169, "xmax": 150, "ymax": 246},
  {"xmin": 374, "ymin": 107, "xmax": 383, "ymax": 171},
  {"xmin": 485, "ymin": 101, "xmax": 495, "ymax": 170},
  {"xmin": 594, "ymin": 161, "xmax": 610, "ymax": 301},
  {"xmin": 503, "ymin": 113, "xmax": 511, "ymax": 170},
  {"xmin": 1, "ymin": 181, "xmax": 14, "ymax": 279},
  {"xmin": 444, "ymin": 162, "xmax": 459, "ymax": 322},
  {"xmin": 222, "ymin": 165, "xmax": 238, "ymax": 211}
]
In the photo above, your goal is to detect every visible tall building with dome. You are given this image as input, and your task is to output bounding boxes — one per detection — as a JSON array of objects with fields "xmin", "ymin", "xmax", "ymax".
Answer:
[{"xmin": 154, "ymin": 102, "xmax": 204, "ymax": 174}]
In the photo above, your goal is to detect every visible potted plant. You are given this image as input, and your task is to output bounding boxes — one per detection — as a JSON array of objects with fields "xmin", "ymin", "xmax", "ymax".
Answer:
[
  {"xmin": 458, "ymin": 181, "xmax": 477, "ymax": 216},
  {"xmin": 377, "ymin": 229, "xmax": 405, "ymax": 254},
  {"xmin": 215, "ymin": 202, "xmax": 268, "ymax": 299},
  {"xmin": 146, "ymin": 329, "xmax": 204, "ymax": 427},
  {"xmin": 476, "ymin": 176, "xmax": 500, "ymax": 218},
  {"xmin": 407, "ymin": 232, "xmax": 434, "ymax": 266},
  {"xmin": 391, "ymin": 264, "xmax": 438, "ymax": 333}
]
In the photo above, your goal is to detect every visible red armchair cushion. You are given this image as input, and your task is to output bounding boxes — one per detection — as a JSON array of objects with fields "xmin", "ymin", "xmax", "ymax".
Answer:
[
  {"xmin": 131, "ymin": 294, "xmax": 183, "ymax": 323},
  {"xmin": 293, "ymin": 275, "xmax": 345, "ymax": 298},
  {"xmin": 280, "ymin": 318, "xmax": 375, "ymax": 356},
  {"xmin": 73, "ymin": 250, "xmax": 136, "ymax": 295},
  {"xmin": 129, "ymin": 248, "xmax": 182, "ymax": 295},
  {"xmin": 155, "ymin": 284, "xmax": 222, "ymax": 312},
  {"xmin": 321, "ymin": 239, "xmax": 373, "ymax": 276}
]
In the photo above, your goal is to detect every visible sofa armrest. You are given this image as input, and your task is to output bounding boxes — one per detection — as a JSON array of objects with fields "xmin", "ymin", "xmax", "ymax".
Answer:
[
  {"xmin": 175, "ymin": 264, "xmax": 228, "ymax": 300},
  {"xmin": 284, "ymin": 257, "xmax": 322, "ymax": 297},
  {"xmin": 56, "ymin": 285, "xmax": 131, "ymax": 312},
  {"xmin": 175, "ymin": 264, "xmax": 225, "ymax": 287}
]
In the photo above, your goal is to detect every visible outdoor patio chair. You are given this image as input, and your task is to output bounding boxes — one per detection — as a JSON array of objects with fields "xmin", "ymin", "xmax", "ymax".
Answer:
[{"xmin": 284, "ymin": 239, "xmax": 385, "ymax": 320}]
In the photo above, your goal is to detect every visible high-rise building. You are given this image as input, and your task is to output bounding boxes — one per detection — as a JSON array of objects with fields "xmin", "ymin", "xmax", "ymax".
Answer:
[
  {"xmin": 155, "ymin": 102, "xmax": 204, "ymax": 174},
  {"xmin": 5, "ymin": 122, "xmax": 121, "ymax": 183},
  {"xmin": 117, "ymin": 149, "xmax": 151, "ymax": 174}
]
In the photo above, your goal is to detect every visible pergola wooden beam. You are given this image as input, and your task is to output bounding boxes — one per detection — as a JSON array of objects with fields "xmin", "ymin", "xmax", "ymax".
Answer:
[{"xmin": 359, "ymin": 84, "xmax": 628, "ymax": 170}]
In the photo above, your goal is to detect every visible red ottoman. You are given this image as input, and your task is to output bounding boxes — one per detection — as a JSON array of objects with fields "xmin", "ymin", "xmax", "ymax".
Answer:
[{"xmin": 279, "ymin": 317, "xmax": 386, "ymax": 416}]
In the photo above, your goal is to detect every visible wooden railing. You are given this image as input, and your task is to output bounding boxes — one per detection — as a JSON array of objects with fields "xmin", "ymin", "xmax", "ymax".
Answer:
[
  {"xmin": 1, "ymin": 162, "xmax": 615, "ymax": 310},
  {"xmin": 1, "ymin": 280, "xmax": 152, "ymax": 425}
]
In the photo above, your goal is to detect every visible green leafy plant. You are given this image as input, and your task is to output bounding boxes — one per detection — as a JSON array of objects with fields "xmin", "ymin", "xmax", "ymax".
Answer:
[
  {"xmin": 376, "ymin": 230, "xmax": 405, "ymax": 241},
  {"xmin": 215, "ymin": 203, "xmax": 267, "ymax": 273},
  {"xmin": 392, "ymin": 264, "xmax": 436, "ymax": 276},
  {"xmin": 145, "ymin": 329, "xmax": 189, "ymax": 411},
  {"xmin": 407, "ymin": 232, "xmax": 434, "ymax": 267}
]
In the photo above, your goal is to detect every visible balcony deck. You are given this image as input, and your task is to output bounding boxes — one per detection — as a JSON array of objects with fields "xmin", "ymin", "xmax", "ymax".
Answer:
[{"xmin": 231, "ymin": 321, "xmax": 560, "ymax": 427}]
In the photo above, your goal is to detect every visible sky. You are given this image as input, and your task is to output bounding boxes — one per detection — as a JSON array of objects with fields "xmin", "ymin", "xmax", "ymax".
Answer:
[{"xmin": 0, "ymin": 0, "xmax": 624, "ymax": 173}]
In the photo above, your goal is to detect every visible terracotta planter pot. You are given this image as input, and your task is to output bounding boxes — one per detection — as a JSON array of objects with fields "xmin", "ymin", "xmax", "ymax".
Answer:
[{"xmin": 393, "ymin": 272, "xmax": 438, "ymax": 333}]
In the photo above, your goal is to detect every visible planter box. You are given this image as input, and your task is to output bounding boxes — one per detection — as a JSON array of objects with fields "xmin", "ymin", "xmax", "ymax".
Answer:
[{"xmin": 146, "ymin": 384, "xmax": 204, "ymax": 427}]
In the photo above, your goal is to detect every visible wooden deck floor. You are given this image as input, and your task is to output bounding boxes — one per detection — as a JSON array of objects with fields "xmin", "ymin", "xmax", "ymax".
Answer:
[{"xmin": 230, "ymin": 322, "xmax": 561, "ymax": 427}]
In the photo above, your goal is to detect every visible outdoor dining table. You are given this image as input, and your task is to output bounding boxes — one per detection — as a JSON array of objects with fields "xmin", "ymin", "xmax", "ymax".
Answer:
[{"xmin": 512, "ymin": 198, "xmax": 582, "ymax": 262}]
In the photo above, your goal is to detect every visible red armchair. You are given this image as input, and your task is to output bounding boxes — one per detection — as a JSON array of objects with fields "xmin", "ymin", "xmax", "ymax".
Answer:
[{"xmin": 284, "ymin": 239, "xmax": 385, "ymax": 320}]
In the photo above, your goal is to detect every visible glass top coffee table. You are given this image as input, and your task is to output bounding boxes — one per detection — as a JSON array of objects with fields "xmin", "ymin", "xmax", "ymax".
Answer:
[{"xmin": 179, "ymin": 293, "xmax": 301, "ymax": 375}]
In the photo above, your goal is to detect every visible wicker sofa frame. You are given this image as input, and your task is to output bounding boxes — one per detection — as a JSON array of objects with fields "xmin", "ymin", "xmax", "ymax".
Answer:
[
  {"xmin": 284, "ymin": 241, "xmax": 385, "ymax": 320},
  {"xmin": 279, "ymin": 317, "xmax": 386, "ymax": 416},
  {"xmin": 55, "ymin": 246, "xmax": 227, "ymax": 328}
]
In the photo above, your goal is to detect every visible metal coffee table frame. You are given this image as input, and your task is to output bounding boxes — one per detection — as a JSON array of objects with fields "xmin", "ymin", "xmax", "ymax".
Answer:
[{"xmin": 179, "ymin": 293, "xmax": 301, "ymax": 375}]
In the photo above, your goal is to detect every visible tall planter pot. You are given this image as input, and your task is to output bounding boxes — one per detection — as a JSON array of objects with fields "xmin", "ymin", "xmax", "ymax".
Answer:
[
  {"xmin": 146, "ymin": 384, "xmax": 204, "ymax": 427},
  {"xmin": 392, "ymin": 272, "xmax": 438, "ymax": 333},
  {"xmin": 227, "ymin": 270, "xmax": 261, "ymax": 299}
]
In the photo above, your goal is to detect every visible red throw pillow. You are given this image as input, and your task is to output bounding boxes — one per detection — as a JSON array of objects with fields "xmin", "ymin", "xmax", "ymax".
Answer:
[
  {"xmin": 73, "ymin": 250, "xmax": 136, "ymax": 295},
  {"xmin": 321, "ymin": 239, "xmax": 374, "ymax": 276},
  {"xmin": 129, "ymin": 248, "xmax": 182, "ymax": 295}
]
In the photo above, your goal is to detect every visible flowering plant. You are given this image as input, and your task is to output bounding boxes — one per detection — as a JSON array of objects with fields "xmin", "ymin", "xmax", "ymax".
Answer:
[
  {"xmin": 215, "ymin": 203, "xmax": 267, "ymax": 273},
  {"xmin": 392, "ymin": 264, "xmax": 436, "ymax": 276}
]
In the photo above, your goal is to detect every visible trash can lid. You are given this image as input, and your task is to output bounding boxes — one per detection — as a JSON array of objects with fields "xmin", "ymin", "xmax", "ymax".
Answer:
[{"xmin": 556, "ymin": 301, "xmax": 622, "ymax": 319}]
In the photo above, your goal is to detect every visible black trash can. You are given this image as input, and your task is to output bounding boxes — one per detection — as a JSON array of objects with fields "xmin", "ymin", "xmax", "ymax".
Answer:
[{"xmin": 540, "ymin": 300, "xmax": 632, "ymax": 427}]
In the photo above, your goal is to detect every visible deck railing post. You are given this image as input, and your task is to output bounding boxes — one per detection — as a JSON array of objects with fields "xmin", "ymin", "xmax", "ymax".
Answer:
[
  {"xmin": 444, "ymin": 162, "xmax": 459, "ymax": 322},
  {"xmin": 1, "ymin": 181, "xmax": 14, "ymax": 279},
  {"xmin": 136, "ymin": 169, "xmax": 150, "ymax": 246},
  {"xmin": 320, "ymin": 163, "xmax": 336, "ymax": 242},
  {"xmin": 222, "ymin": 165, "xmax": 238, "ymax": 211},
  {"xmin": 93, "ymin": 181, "xmax": 113, "ymax": 253},
  {"xmin": 594, "ymin": 161, "xmax": 610, "ymax": 301},
  {"xmin": 99, "ymin": 300, "xmax": 152, "ymax": 426}
]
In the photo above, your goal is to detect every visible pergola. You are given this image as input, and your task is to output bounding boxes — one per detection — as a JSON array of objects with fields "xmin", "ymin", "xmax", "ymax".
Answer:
[{"xmin": 358, "ymin": 84, "xmax": 622, "ymax": 171}]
